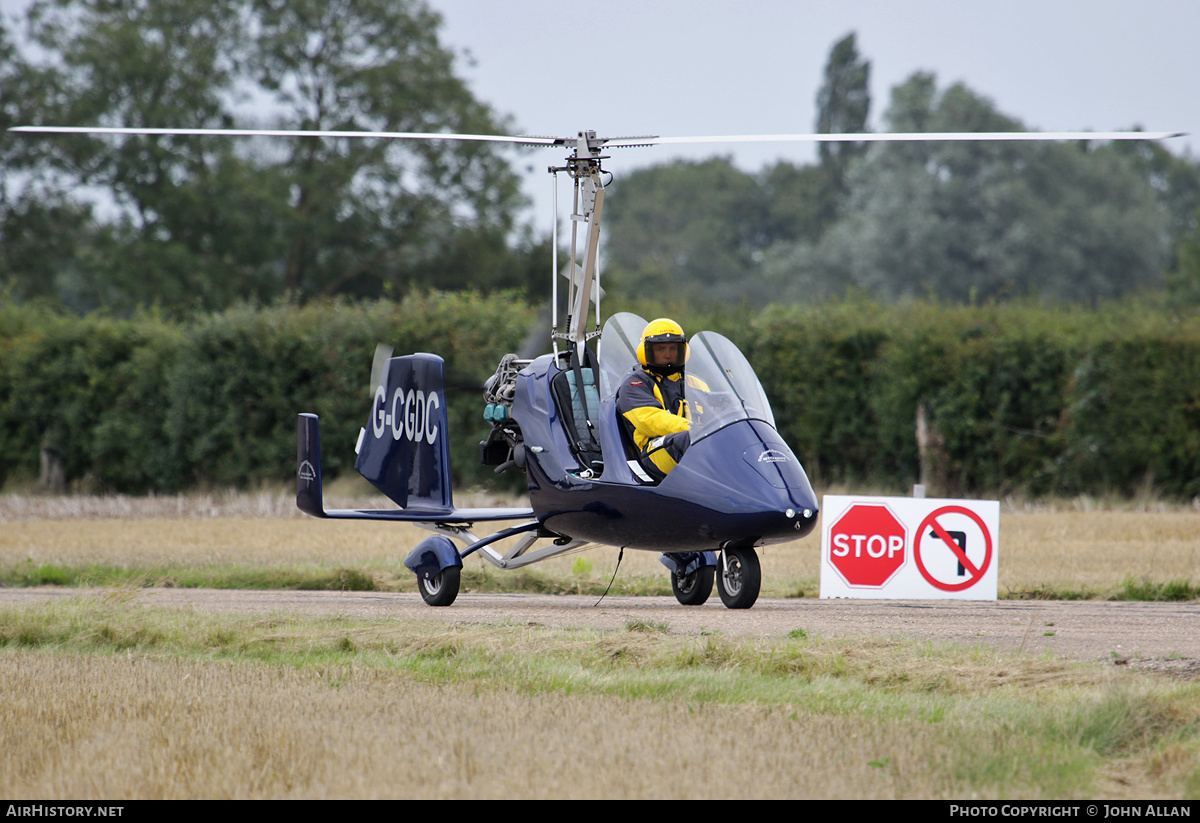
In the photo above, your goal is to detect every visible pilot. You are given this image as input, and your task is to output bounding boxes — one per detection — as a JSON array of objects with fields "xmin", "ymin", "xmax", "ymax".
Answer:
[{"xmin": 616, "ymin": 318, "xmax": 707, "ymax": 481}]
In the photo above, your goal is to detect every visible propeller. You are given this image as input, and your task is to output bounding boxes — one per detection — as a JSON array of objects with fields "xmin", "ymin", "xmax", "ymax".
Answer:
[{"xmin": 369, "ymin": 343, "xmax": 393, "ymax": 397}]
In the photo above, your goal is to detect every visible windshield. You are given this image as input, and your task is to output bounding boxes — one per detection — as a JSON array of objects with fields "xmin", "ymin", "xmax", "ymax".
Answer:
[{"xmin": 598, "ymin": 312, "xmax": 776, "ymax": 439}]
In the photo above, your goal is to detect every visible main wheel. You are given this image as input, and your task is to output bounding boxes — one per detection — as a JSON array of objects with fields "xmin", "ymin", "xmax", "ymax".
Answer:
[
  {"xmin": 417, "ymin": 566, "xmax": 461, "ymax": 607},
  {"xmin": 716, "ymin": 546, "xmax": 761, "ymax": 609},
  {"xmin": 671, "ymin": 564, "xmax": 714, "ymax": 606}
]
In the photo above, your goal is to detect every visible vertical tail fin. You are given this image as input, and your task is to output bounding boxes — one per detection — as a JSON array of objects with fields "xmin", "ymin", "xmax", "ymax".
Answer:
[
  {"xmin": 354, "ymin": 353, "xmax": 453, "ymax": 511},
  {"xmin": 297, "ymin": 412, "xmax": 326, "ymax": 517}
]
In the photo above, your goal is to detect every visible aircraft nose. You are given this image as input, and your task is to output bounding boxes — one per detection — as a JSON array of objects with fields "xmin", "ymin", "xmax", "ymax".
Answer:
[
  {"xmin": 785, "ymin": 503, "xmax": 819, "ymax": 531},
  {"xmin": 761, "ymin": 488, "xmax": 819, "ymax": 540},
  {"xmin": 668, "ymin": 420, "xmax": 819, "ymax": 542}
]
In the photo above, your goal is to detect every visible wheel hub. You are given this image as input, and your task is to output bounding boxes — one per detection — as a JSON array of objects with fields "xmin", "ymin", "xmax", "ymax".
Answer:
[{"xmin": 723, "ymin": 558, "xmax": 743, "ymax": 595}]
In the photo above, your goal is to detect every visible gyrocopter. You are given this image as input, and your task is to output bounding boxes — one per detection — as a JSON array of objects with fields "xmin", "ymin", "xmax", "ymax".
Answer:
[{"xmin": 10, "ymin": 124, "xmax": 1186, "ymax": 609}]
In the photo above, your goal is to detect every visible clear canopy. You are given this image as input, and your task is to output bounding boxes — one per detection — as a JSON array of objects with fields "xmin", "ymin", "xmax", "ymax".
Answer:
[{"xmin": 597, "ymin": 312, "xmax": 776, "ymax": 439}]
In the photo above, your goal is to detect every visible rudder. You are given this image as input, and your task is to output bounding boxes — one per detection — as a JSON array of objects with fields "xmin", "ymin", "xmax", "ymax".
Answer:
[{"xmin": 354, "ymin": 353, "xmax": 453, "ymax": 511}]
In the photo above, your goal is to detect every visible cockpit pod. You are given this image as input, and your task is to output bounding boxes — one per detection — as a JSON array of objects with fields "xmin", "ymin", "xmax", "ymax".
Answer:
[{"xmin": 510, "ymin": 313, "xmax": 818, "ymax": 554}]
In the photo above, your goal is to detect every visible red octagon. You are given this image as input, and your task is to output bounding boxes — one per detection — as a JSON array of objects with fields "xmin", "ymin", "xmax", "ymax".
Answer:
[{"xmin": 828, "ymin": 504, "xmax": 908, "ymax": 587}]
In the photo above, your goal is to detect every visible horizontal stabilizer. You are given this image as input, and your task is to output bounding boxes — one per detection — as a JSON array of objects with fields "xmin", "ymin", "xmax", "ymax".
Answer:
[
  {"xmin": 297, "ymin": 412, "xmax": 533, "ymax": 522},
  {"xmin": 316, "ymin": 505, "xmax": 536, "ymax": 523}
]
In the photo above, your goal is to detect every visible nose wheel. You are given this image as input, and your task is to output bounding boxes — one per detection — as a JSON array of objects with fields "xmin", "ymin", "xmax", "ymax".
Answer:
[
  {"xmin": 671, "ymin": 565, "xmax": 715, "ymax": 606},
  {"xmin": 716, "ymin": 546, "xmax": 760, "ymax": 609}
]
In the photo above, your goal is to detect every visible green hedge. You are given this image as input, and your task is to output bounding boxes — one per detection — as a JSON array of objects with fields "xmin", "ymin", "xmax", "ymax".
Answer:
[
  {"xmin": 3, "ymin": 295, "xmax": 1200, "ymax": 499},
  {"xmin": 1061, "ymin": 336, "xmax": 1200, "ymax": 498},
  {"xmin": 744, "ymin": 300, "xmax": 1200, "ymax": 498},
  {"xmin": 0, "ymin": 295, "xmax": 533, "ymax": 493},
  {"xmin": 0, "ymin": 309, "xmax": 184, "ymax": 492}
]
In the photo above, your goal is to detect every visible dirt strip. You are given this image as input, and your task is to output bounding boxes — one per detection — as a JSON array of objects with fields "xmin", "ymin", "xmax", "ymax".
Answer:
[{"xmin": 4, "ymin": 586, "xmax": 1198, "ymax": 676}]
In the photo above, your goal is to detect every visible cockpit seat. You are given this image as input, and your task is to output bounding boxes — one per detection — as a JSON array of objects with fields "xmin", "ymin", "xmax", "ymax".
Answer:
[{"xmin": 550, "ymin": 366, "xmax": 604, "ymax": 474}]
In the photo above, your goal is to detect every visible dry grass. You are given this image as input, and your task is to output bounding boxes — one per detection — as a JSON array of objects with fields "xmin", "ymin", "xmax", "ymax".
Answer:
[
  {"xmin": 0, "ymin": 518, "xmax": 402, "ymax": 567},
  {"xmin": 1000, "ymin": 510, "xmax": 1200, "ymax": 595},
  {"xmin": 0, "ymin": 651, "xmax": 951, "ymax": 799},
  {"xmin": 3, "ymin": 494, "xmax": 1199, "ymax": 799},
  {"xmin": 3, "ymin": 490, "xmax": 1196, "ymax": 598},
  {"xmin": 3, "ymin": 599, "xmax": 1198, "ymax": 800},
  {"xmin": 0, "ymin": 489, "xmax": 309, "ymax": 521}
]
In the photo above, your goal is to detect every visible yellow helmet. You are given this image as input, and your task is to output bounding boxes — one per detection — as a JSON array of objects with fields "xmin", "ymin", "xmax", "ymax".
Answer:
[{"xmin": 636, "ymin": 318, "xmax": 688, "ymax": 374}]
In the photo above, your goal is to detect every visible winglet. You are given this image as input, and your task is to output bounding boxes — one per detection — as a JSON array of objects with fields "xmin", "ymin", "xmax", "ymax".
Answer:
[{"xmin": 297, "ymin": 413, "xmax": 327, "ymax": 518}]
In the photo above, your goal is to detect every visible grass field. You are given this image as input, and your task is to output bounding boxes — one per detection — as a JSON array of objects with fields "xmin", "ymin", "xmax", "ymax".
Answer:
[
  {"xmin": 1, "ymin": 490, "xmax": 1199, "ymax": 798},
  {"xmin": 2, "ymin": 489, "xmax": 1198, "ymax": 600}
]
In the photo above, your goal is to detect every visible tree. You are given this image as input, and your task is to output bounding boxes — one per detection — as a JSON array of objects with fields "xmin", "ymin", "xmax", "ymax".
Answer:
[
  {"xmin": 601, "ymin": 158, "xmax": 770, "ymax": 305},
  {"xmin": 245, "ymin": 0, "xmax": 526, "ymax": 298},
  {"xmin": 758, "ymin": 160, "xmax": 833, "ymax": 247},
  {"xmin": 1111, "ymin": 138, "xmax": 1200, "ymax": 270},
  {"xmin": 1167, "ymin": 210, "xmax": 1200, "ymax": 309},
  {"xmin": 14, "ymin": 0, "xmax": 282, "ymax": 311},
  {"xmin": 770, "ymin": 73, "xmax": 1170, "ymax": 304},
  {"xmin": 0, "ymin": 15, "xmax": 98, "ymax": 305},
  {"xmin": 6, "ymin": 0, "xmax": 529, "ymax": 312},
  {"xmin": 814, "ymin": 32, "xmax": 870, "ymax": 214}
]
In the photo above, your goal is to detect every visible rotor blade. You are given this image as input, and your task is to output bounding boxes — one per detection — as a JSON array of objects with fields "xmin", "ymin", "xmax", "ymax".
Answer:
[
  {"xmin": 16, "ymin": 125, "xmax": 1180, "ymax": 154},
  {"xmin": 7, "ymin": 125, "xmax": 560, "ymax": 146},
  {"xmin": 11, "ymin": 126, "xmax": 1186, "ymax": 146},
  {"xmin": 605, "ymin": 130, "xmax": 1187, "ymax": 147}
]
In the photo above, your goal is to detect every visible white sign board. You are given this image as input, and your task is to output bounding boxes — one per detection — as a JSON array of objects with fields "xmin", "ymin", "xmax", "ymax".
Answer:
[{"xmin": 820, "ymin": 495, "xmax": 999, "ymax": 600}]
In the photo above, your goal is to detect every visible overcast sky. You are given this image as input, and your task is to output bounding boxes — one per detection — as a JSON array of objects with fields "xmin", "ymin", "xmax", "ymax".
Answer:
[
  {"xmin": 430, "ymin": 0, "xmax": 1200, "ymax": 221},
  {"xmin": 5, "ymin": 0, "xmax": 1198, "ymax": 224}
]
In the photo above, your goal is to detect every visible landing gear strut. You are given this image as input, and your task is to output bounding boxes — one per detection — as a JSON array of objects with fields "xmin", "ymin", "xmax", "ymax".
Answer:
[{"xmin": 716, "ymin": 546, "xmax": 760, "ymax": 609}]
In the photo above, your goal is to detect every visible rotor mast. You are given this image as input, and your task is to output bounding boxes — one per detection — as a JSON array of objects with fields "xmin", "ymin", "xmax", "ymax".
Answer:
[{"xmin": 549, "ymin": 130, "xmax": 621, "ymax": 363}]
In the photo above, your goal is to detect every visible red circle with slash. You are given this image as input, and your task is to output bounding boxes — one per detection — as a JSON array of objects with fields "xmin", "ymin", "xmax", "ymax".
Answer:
[{"xmin": 914, "ymin": 505, "xmax": 993, "ymax": 592}]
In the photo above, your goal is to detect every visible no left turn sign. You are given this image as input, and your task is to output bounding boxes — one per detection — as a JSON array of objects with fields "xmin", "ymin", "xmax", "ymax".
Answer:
[
  {"xmin": 820, "ymin": 495, "xmax": 999, "ymax": 600},
  {"xmin": 914, "ymin": 505, "xmax": 994, "ymax": 592}
]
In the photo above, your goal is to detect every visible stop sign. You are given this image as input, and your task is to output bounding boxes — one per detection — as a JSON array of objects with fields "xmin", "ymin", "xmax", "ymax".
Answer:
[{"xmin": 828, "ymin": 504, "xmax": 908, "ymax": 587}]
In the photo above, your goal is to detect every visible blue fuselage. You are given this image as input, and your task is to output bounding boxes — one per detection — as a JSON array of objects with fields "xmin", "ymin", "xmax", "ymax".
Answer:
[{"xmin": 512, "ymin": 356, "xmax": 819, "ymax": 552}]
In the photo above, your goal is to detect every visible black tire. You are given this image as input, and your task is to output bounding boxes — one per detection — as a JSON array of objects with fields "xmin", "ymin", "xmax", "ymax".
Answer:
[
  {"xmin": 716, "ymin": 546, "xmax": 761, "ymax": 609},
  {"xmin": 671, "ymin": 564, "xmax": 714, "ymax": 606},
  {"xmin": 417, "ymin": 566, "xmax": 461, "ymax": 607}
]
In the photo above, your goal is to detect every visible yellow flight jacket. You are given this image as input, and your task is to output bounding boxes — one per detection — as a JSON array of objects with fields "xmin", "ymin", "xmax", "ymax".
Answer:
[{"xmin": 615, "ymin": 367, "xmax": 708, "ymax": 474}]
